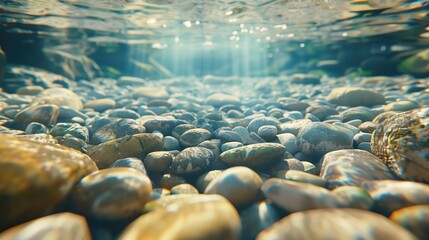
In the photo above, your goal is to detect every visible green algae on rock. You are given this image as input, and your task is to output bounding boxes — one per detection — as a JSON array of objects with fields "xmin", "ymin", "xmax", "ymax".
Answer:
[{"xmin": 0, "ymin": 134, "xmax": 97, "ymax": 230}]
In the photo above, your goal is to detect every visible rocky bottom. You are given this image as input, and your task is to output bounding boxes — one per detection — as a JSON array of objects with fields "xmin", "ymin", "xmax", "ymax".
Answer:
[{"xmin": 0, "ymin": 72, "xmax": 429, "ymax": 240}]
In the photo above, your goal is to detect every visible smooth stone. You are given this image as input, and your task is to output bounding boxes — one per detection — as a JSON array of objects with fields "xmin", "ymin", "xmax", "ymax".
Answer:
[
  {"xmin": 371, "ymin": 108, "xmax": 429, "ymax": 182},
  {"xmin": 247, "ymin": 117, "xmax": 280, "ymax": 133},
  {"xmin": 269, "ymin": 158, "xmax": 305, "ymax": 177},
  {"xmin": 117, "ymin": 76, "xmax": 145, "ymax": 86},
  {"xmin": 107, "ymin": 108, "xmax": 140, "ymax": 119},
  {"xmin": 195, "ymin": 170, "xmax": 223, "ymax": 193},
  {"xmin": 289, "ymin": 73, "xmax": 320, "ymax": 84},
  {"xmin": 261, "ymin": 178, "xmax": 340, "ymax": 213},
  {"xmin": 332, "ymin": 122, "xmax": 359, "ymax": 135},
  {"xmin": 384, "ymin": 100, "xmax": 419, "ymax": 112},
  {"xmin": 331, "ymin": 186, "xmax": 373, "ymax": 210},
  {"xmin": 143, "ymin": 151, "xmax": 174, "ymax": 173},
  {"xmin": 319, "ymin": 149, "xmax": 396, "ymax": 188},
  {"xmin": 0, "ymin": 212, "xmax": 91, "ymax": 240},
  {"xmin": 220, "ymin": 143, "xmax": 286, "ymax": 170},
  {"xmin": 362, "ymin": 180, "xmax": 429, "ymax": 216},
  {"xmin": 171, "ymin": 147, "xmax": 214, "ymax": 175},
  {"xmin": 121, "ymin": 195, "xmax": 241, "ymax": 240},
  {"xmin": 305, "ymin": 105, "xmax": 338, "ymax": 121},
  {"xmin": 0, "ymin": 134, "xmax": 97, "ymax": 230},
  {"xmin": 257, "ymin": 125, "xmax": 277, "ymax": 141},
  {"xmin": 233, "ymin": 126, "xmax": 257, "ymax": 145},
  {"xmin": 14, "ymin": 104, "xmax": 59, "ymax": 130},
  {"xmin": 163, "ymin": 136, "xmax": 181, "ymax": 151},
  {"xmin": 90, "ymin": 118, "xmax": 145, "ymax": 145},
  {"xmin": 83, "ymin": 98, "xmax": 115, "ymax": 112},
  {"xmin": 296, "ymin": 122, "xmax": 353, "ymax": 160},
  {"xmin": 358, "ymin": 142, "xmax": 371, "ymax": 152},
  {"xmin": 358, "ymin": 121, "xmax": 379, "ymax": 133},
  {"xmin": 132, "ymin": 86, "xmax": 169, "ymax": 100},
  {"xmin": 390, "ymin": 205, "xmax": 429, "ymax": 240},
  {"xmin": 50, "ymin": 122, "xmax": 89, "ymax": 142},
  {"xmin": 139, "ymin": 116, "xmax": 186, "ymax": 135},
  {"xmin": 279, "ymin": 119, "xmax": 312, "ymax": 136},
  {"xmin": 24, "ymin": 122, "xmax": 48, "ymax": 134},
  {"xmin": 276, "ymin": 170, "xmax": 328, "ymax": 188},
  {"xmin": 221, "ymin": 141, "xmax": 244, "ymax": 152},
  {"xmin": 301, "ymin": 161, "xmax": 317, "ymax": 174},
  {"xmin": 110, "ymin": 157, "xmax": 147, "ymax": 174},
  {"xmin": 71, "ymin": 168, "xmax": 152, "ymax": 220},
  {"xmin": 205, "ymin": 93, "xmax": 241, "ymax": 107},
  {"xmin": 240, "ymin": 201, "xmax": 282, "ymax": 240},
  {"xmin": 217, "ymin": 130, "xmax": 243, "ymax": 143},
  {"xmin": 353, "ymin": 132, "xmax": 372, "ymax": 145},
  {"xmin": 172, "ymin": 124, "xmax": 196, "ymax": 139},
  {"xmin": 156, "ymin": 174, "xmax": 187, "ymax": 190},
  {"xmin": 150, "ymin": 188, "xmax": 170, "ymax": 200},
  {"xmin": 180, "ymin": 128, "xmax": 212, "ymax": 147},
  {"xmin": 16, "ymin": 133, "xmax": 57, "ymax": 144},
  {"xmin": 340, "ymin": 107, "xmax": 375, "ymax": 122},
  {"xmin": 205, "ymin": 166, "xmax": 263, "ymax": 208},
  {"xmin": 345, "ymin": 119, "xmax": 362, "ymax": 127},
  {"xmin": 16, "ymin": 86, "xmax": 44, "ymax": 96},
  {"xmin": 88, "ymin": 133, "xmax": 163, "ymax": 169},
  {"xmin": 170, "ymin": 183, "xmax": 199, "ymax": 195},
  {"xmin": 256, "ymin": 208, "xmax": 417, "ymax": 240},
  {"xmin": 58, "ymin": 106, "xmax": 88, "ymax": 121},
  {"xmin": 327, "ymin": 87, "xmax": 386, "ymax": 107},
  {"xmin": 35, "ymin": 88, "xmax": 83, "ymax": 110},
  {"xmin": 282, "ymin": 111, "xmax": 304, "ymax": 120},
  {"xmin": 57, "ymin": 134, "xmax": 87, "ymax": 151},
  {"xmin": 275, "ymin": 133, "xmax": 299, "ymax": 155}
]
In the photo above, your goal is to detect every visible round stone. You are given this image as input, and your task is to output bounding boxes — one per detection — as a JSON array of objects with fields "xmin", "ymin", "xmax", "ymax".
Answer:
[
  {"xmin": 172, "ymin": 124, "xmax": 196, "ymax": 139},
  {"xmin": 247, "ymin": 117, "xmax": 280, "ymax": 133},
  {"xmin": 14, "ymin": 104, "xmax": 59, "ymax": 130},
  {"xmin": 257, "ymin": 125, "xmax": 277, "ymax": 141},
  {"xmin": 195, "ymin": 170, "xmax": 223, "ymax": 193},
  {"xmin": 71, "ymin": 168, "xmax": 152, "ymax": 220},
  {"xmin": 157, "ymin": 174, "xmax": 187, "ymax": 190},
  {"xmin": 35, "ymin": 88, "xmax": 83, "ymax": 110},
  {"xmin": 83, "ymin": 98, "xmax": 115, "ymax": 112},
  {"xmin": 220, "ymin": 143, "xmax": 286, "ymax": 170},
  {"xmin": 326, "ymin": 87, "xmax": 386, "ymax": 107},
  {"xmin": 217, "ymin": 130, "xmax": 243, "ymax": 143},
  {"xmin": 51, "ymin": 122, "xmax": 89, "ymax": 142},
  {"xmin": 24, "ymin": 122, "xmax": 48, "ymax": 134},
  {"xmin": 107, "ymin": 108, "xmax": 140, "ymax": 119},
  {"xmin": 163, "ymin": 136, "xmax": 181, "ymax": 151},
  {"xmin": 205, "ymin": 166, "xmax": 263, "ymax": 208},
  {"xmin": 110, "ymin": 157, "xmax": 147, "ymax": 174},
  {"xmin": 221, "ymin": 141, "xmax": 244, "ymax": 152},
  {"xmin": 205, "ymin": 93, "xmax": 241, "ymax": 107},
  {"xmin": 275, "ymin": 133, "xmax": 299, "ymax": 155},
  {"xmin": 143, "ymin": 151, "xmax": 174, "ymax": 173},
  {"xmin": 90, "ymin": 118, "xmax": 145, "ymax": 145},
  {"xmin": 180, "ymin": 128, "xmax": 212, "ymax": 147},
  {"xmin": 171, "ymin": 147, "xmax": 214, "ymax": 175},
  {"xmin": 170, "ymin": 184, "xmax": 199, "ymax": 195}
]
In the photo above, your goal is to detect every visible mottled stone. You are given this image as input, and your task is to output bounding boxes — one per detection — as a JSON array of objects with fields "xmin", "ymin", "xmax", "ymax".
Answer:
[
  {"xmin": 170, "ymin": 183, "xmax": 199, "ymax": 195},
  {"xmin": 221, "ymin": 141, "xmax": 244, "ymax": 152},
  {"xmin": 220, "ymin": 143, "xmax": 286, "ymax": 170},
  {"xmin": 305, "ymin": 105, "xmax": 338, "ymax": 121},
  {"xmin": 90, "ymin": 118, "xmax": 145, "ymax": 145},
  {"xmin": 24, "ymin": 122, "xmax": 48, "ymax": 134},
  {"xmin": 58, "ymin": 134, "xmax": 87, "ymax": 151},
  {"xmin": 358, "ymin": 121, "xmax": 379, "ymax": 133},
  {"xmin": 195, "ymin": 170, "xmax": 223, "ymax": 193},
  {"xmin": 331, "ymin": 186, "xmax": 373, "ymax": 210},
  {"xmin": 340, "ymin": 107, "xmax": 375, "ymax": 122},
  {"xmin": 275, "ymin": 133, "xmax": 299, "ymax": 155},
  {"xmin": 180, "ymin": 128, "xmax": 212, "ymax": 147},
  {"xmin": 205, "ymin": 166, "xmax": 263, "ymax": 208},
  {"xmin": 84, "ymin": 98, "xmax": 116, "ymax": 112},
  {"xmin": 88, "ymin": 133, "xmax": 163, "ymax": 169},
  {"xmin": 240, "ymin": 201, "xmax": 282, "ymax": 240},
  {"xmin": 110, "ymin": 157, "xmax": 147, "ymax": 174},
  {"xmin": 51, "ymin": 122, "xmax": 89, "ymax": 142},
  {"xmin": 257, "ymin": 125, "xmax": 277, "ymax": 141},
  {"xmin": 257, "ymin": 208, "xmax": 417, "ymax": 240},
  {"xmin": 171, "ymin": 147, "xmax": 214, "ymax": 175},
  {"xmin": 205, "ymin": 93, "xmax": 240, "ymax": 107},
  {"xmin": 71, "ymin": 168, "xmax": 152, "ymax": 220},
  {"xmin": 132, "ymin": 86, "xmax": 169, "ymax": 100},
  {"xmin": 14, "ymin": 104, "xmax": 59, "ymax": 130},
  {"xmin": 261, "ymin": 178, "xmax": 339, "ymax": 213},
  {"xmin": 319, "ymin": 149, "xmax": 396, "ymax": 188},
  {"xmin": 120, "ymin": 195, "xmax": 241, "ymax": 240},
  {"xmin": 371, "ymin": 108, "xmax": 429, "ymax": 182},
  {"xmin": 0, "ymin": 134, "xmax": 97, "ymax": 230},
  {"xmin": 217, "ymin": 130, "xmax": 243, "ymax": 143},
  {"xmin": 157, "ymin": 174, "xmax": 187, "ymax": 189},
  {"xmin": 327, "ymin": 87, "xmax": 386, "ymax": 107},
  {"xmin": 143, "ymin": 151, "xmax": 174, "ymax": 173},
  {"xmin": 276, "ymin": 170, "xmax": 328, "ymax": 188},
  {"xmin": 296, "ymin": 122, "xmax": 353, "ymax": 160},
  {"xmin": 279, "ymin": 119, "xmax": 312, "ymax": 136},
  {"xmin": 363, "ymin": 180, "xmax": 429, "ymax": 216},
  {"xmin": 35, "ymin": 88, "xmax": 83, "ymax": 110},
  {"xmin": 139, "ymin": 116, "xmax": 186, "ymax": 135},
  {"xmin": 0, "ymin": 213, "xmax": 91, "ymax": 240},
  {"xmin": 247, "ymin": 117, "xmax": 280, "ymax": 133},
  {"xmin": 390, "ymin": 205, "xmax": 429, "ymax": 240}
]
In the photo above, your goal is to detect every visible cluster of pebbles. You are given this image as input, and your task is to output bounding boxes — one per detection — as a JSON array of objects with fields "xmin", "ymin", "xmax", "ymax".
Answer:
[{"xmin": 0, "ymin": 72, "xmax": 429, "ymax": 239}]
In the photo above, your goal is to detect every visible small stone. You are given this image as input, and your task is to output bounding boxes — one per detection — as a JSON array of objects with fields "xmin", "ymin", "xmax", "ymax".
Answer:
[
  {"xmin": 205, "ymin": 93, "xmax": 240, "ymax": 107},
  {"xmin": 327, "ymin": 87, "xmax": 386, "ymax": 107},
  {"xmin": 71, "ymin": 168, "xmax": 152, "ymax": 220},
  {"xmin": 319, "ymin": 149, "xmax": 396, "ymax": 188},
  {"xmin": 205, "ymin": 166, "xmax": 263, "ymax": 208},
  {"xmin": 353, "ymin": 132, "xmax": 372, "ymax": 145},
  {"xmin": 117, "ymin": 76, "xmax": 145, "ymax": 86},
  {"xmin": 163, "ymin": 136, "xmax": 181, "ymax": 151},
  {"xmin": 358, "ymin": 121, "xmax": 379, "ymax": 133},
  {"xmin": 221, "ymin": 141, "xmax": 243, "ymax": 152},
  {"xmin": 171, "ymin": 147, "xmax": 214, "ymax": 175},
  {"xmin": 143, "ymin": 151, "xmax": 174, "ymax": 173},
  {"xmin": 257, "ymin": 208, "xmax": 417, "ymax": 240},
  {"xmin": 24, "ymin": 122, "xmax": 48, "ymax": 134},
  {"xmin": 384, "ymin": 100, "xmax": 419, "ymax": 112},
  {"xmin": 0, "ymin": 213, "xmax": 91, "ymax": 240},
  {"xmin": 247, "ymin": 117, "xmax": 280, "ymax": 133},
  {"xmin": 275, "ymin": 133, "xmax": 299, "ymax": 155},
  {"xmin": 277, "ymin": 170, "xmax": 328, "ymax": 188},
  {"xmin": 107, "ymin": 108, "xmax": 140, "ymax": 119},
  {"xmin": 240, "ymin": 201, "xmax": 281, "ymax": 240},
  {"xmin": 90, "ymin": 118, "xmax": 145, "ymax": 145},
  {"xmin": 180, "ymin": 128, "xmax": 212, "ymax": 147},
  {"xmin": 58, "ymin": 134, "xmax": 87, "ymax": 152},
  {"xmin": 170, "ymin": 183, "xmax": 199, "ymax": 195},
  {"xmin": 51, "ymin": 122, "xmax": 89, "ymax": 142},
  {"xmin": 257, "ymin": 125, "xmax": 277, "ymax": 141},
  {"xmin": 157, "ymin": 174, "xmax": 187, "ymax": 189},
  {"xmin": 88, "ymin": 133, "xmax": 163, "ymax": 169},
  {"xmin": 220, "ymin": 143, "xmax": 286, "ymax": 170},
  {"xmin": 172, "ymin": 124, "xmax": 196, "ymax": 139},
  {"xmin": 390, "ymin": 205, "xmax": 429, "ymax": 240},
  {"xmin": 84, "ymin": 98, "xmax": 115, "ymax": 112},
  {"xmin": 279, "ymin": 119, "xmax": 312, "ymax": 136},
  {"xmin": 139, "ymin": 116, "xmax": 186, "ymax": 135},
  {"xmin": 132, "ymin": 86, "xmax": 169, "ymax": 100},
  {"xmin": 35, "ymin": 88, "xmax": 83, "ymax": 110},
  {"xmin": 305, "ymin": 105, "xmax": 338, "ymax": 121},
  {"xmin": 16, "ymin": 86, "xmax": 44, "ymax": 96},
  {"xmin": 14, "ymin": 104, "xmax": 59, "ymax": 130},
  {"xmin": 289, "ymin": 73, "xmax": 320, "ymax": 84},
  {"xmin": 331, "ymin": 186, "xmax": 373, "ymax": 210},
  {"xmin": 110, "ymin": 157, "xmax": 147, "ymax": 174},
  {"xmin": 217, "ymin": 130, "xmax": 243, "ymax": 143},
  {"xmin": 195, "ymin": 170, "xmax": 223, "ymax": 193}
]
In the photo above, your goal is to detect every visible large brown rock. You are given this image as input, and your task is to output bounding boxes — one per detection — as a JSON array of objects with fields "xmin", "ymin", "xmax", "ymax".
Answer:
[{"xmin": 0, "ymin": 134, "xmax": 97, "ymax": 230}]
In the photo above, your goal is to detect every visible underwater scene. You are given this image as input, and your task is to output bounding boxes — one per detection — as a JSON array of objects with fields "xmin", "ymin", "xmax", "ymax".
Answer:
[{"xmin": 0, "ymin": 0, "xmax": 429, "ymax": 239}]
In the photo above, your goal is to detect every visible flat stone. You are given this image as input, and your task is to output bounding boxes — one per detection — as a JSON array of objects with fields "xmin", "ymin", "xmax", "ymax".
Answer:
[
  {"xmin": 14, "ymin": 104, "xmax": 59, "ymax": 130},
  {"xmin": 119, "ymin": 195, "xmax": 241, "ymax": 240},
  {"xmin": 0, "ymin": 134, "xmax": 97, "ymax": 230},
  {"xmin": 71, "ymin": 168, "xmax": 152, "ymax": 220},
  {"xmin": 390, "ymin": 205, "xmax": 429, "ymax": 240},
  {"xmin": 180, "ymin": 128, "xmax": 212, "ymax": 147},
  {"xmin": 90, "ymin": 118, "xmax": 145, "ymax": 145},
  {"xmin": 0, "ymin": 213, "xmax": 91, "ymax": 240},
  {"xmin": 327, "ymin": 87, "xmax": 386, "ymax": 107},
  {"xmin": 83, "ymin": 98, "xmax": 116, "ymax": 112},
  {"xmin": 139, "ymin": 116, "xmax": 186, "ymax": 135},
  {"xmin": 50, "ymin": 122, "xmax": 89, "ymax": 142},
  {"xmin": 170, "ymin": 183, "xmax": 199, "ymax": 195},
  {"xmin": 205, "ymin": 93, "xmax": 240, "ymax": 107},
  {"xmin": 35, "ymin": 88, "xmax": 83, "ymax": 110},
  {"xmin": 110, "ymin": 157, "xmax": 147, "ymax": 174},
  {"xmin": 257, "ymin": 125, "xmax": 277, "ymax": 141},
  {"xmin": 88, "ymin": 133, "xmax": 163, "ymax": 169},
  {"xmin": 171, "ymin": 147, "xmax": 214, "ymax": 175},
  {"xmin": 340, "ymin": 107, "xmax": 376, "ymax": 122},
  {"xmin": 362, "ymin": 180, "xmax": 429, "ymax": 216},
  {"xmin": 220, "ymin": 143, "xmax": 286, "ymax": 170},
  {"xmin": 107, "ymin": 108, "xmax": 140, "ymax": 119},
  {"xmin": 132, "ymin": 86, "xmax": 169, "ymax": 100},
  {"xmin": 257, "ymin": 208, "xmax": 417, "ymax": 240},
  {"xmin": 384, "ymin": 100, "xmax": 419, "ymax": 112},
  {"xmin": 143, "ymin": 151, "xmax": 174, "ymax": 173},
  {"xmin": 319, "ymin": 149, "xmax": 396, "ymax": 188},
  {"xmin": 16, "ymin": 86, "xmax": 44, "ymax": 96},
  {"xmin": 205, "ymin": 166, "xmax": 263, "ymax": 208}
]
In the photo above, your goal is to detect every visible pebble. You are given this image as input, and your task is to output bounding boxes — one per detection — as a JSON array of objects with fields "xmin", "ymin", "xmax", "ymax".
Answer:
[
  {"xmin": 276, "ymin": 170, "xmax": 329, "ymax": 188},
  {"xmin": 221, "ymin": 141, "xmax": 243, "ymax": 152},
  {"xmin": 90, "ymin": 118, "xmax": 145, "ymax": 144},
  {"xmin": 119, "ymin": 195, "xmax": 241, "ymax": 240},
  {"xmin": 170, "ymin": 183, "xmax": 199, "ymax": 195},
  {"xmin": 16, "ymin": 85, "xmax": 44, "ymax": 96},
  {"xmin": 35, "ymin": 88, "xmax": 83, "ymax": 110},
  {"xmin": 247, "ymin": 117, "xmax": 280, "ymax": 133},
  {"xmin": 305, "ymin": 105, "xmax": 338, "ymax": 121},
  {"xmin": 220, "ymin": 143, "xmax": 286, "ymax": 170},
  {"xmin": 353, "ymin": 132, "xmax": 372, "ymax": 145},
  {"xmin": 163, "ymin": 136, "xmax": 181, "ymax": 150},
  {"xmin": 257, "ymin": 208, "xmax": 417, "ymax": 240},
  {"xmin": 261, "ymin": 178, "xmax": 340, "ymax": 213},
  {"xmin": 58, "ymin": 134, "xmax": 87, "ymax": 151},
  {"xmin": 363, "ymin": 180, "xmax": 429, "ymax": 216},
  {"xmin": 51, "ymin": 122, "xmax": 89, "ymax": 142},
  {"xmin": 340, "ymin": 106, "xmax": 376, "ymax": 122},
  {"xmin": 156, "ymin": 173, "xmax": 187, "ymax": 189},
  {"xmin": 205, "ymin": 93, "xmax": 241, "ymax": 107},
  {"xmin": 171, "ymin": 147, "xmax": 214, "ymax": 175},
  {"xmin": 331, "ymin": 186, "xmax": 373, "ymax": 210},
  {"xmin": 240, "ymin": 201, "xmax": 281, "ymax": 240},
  {"xmin": 139, "ymin": 116, "xmax": 186, "ymax": 135},
  {"xmin": 0, "ymin": 134, "xmax": 97, "ymax": 230},
  {"xmin": 390, "ymin": 205, "xmax": 429, "ymax": 240},
  {"xmin": 88, "ymin": 133, "xmax": 163, "ymax": 169},
  {"xmin": 83, "ymin": 98, "xmax": 116, "ymax": 112},
  {"xmin": 275, "ymin": 133, "xmax": 299, "ymax": 155},
  {"xmin": 358, "ymin": 121, "xmax": 379, "ymax": 133},
  {"xmin": 279, "ymin": 119, "xmax": 312, "ymax": 136},
  {"xmin": 71, "ymin": 168, "xmax": 152, "ymax": 220},
  {"xmin": 110, "ymin": 157, "xmax": 147, "ymax": 174},
  {"xmin": 180, "ymin": 128, "xmax": 212, "ymax": 147},
  {"xmin": 143, "ymin": 151, "xmax": 174, "ymax": 173},
  {"xmin": 24, "ymin": 122, "xmax": 48, "ymax": 134},
  {"xmin": 257, "ymin": 125, "xmax": 277, "ymax": 141},
  {"xmin": 384, "ymin": 100, "xmax": 419, "ymax": 112},
  {"xmin": 205, "ymin": 166, "xmax": 263, "ymax": 208},
  {"xmin": 296, "ymin": 122, "xmax": 353, "ymax": 160},
  {"xmin": 326, "ymin": 87, "xmax": 386, "ymax": 107},
  {"xmin": 195, "ymin": 170, "xmax": 223, "ymax": 193},
  {"xmin": 14, "ymin": 104, "xmax": 59, "ymax": 130},
  {"xmin": 217, "ymin": 130, "xmax": 243, "ymax": 143},
  {"xmin": 107, "ymin": 108, "xmax": 140, "ymax": 119},
  {"xmin": 0, "ymin": 213, "xmax": 91, "ymax": 240},
  {"xmin": 132, "ymin": 86, "xmax": 169, "ymax": 100}
]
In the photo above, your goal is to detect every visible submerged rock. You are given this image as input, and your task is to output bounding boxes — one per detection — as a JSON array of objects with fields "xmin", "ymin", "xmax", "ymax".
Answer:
[
  {"xmin": 326, "ymin": 87, "xmax": 385, "ymax": 107},
  {"xmin": 14, "ymin": 104, "xmax": 59, "ymax": 130}
]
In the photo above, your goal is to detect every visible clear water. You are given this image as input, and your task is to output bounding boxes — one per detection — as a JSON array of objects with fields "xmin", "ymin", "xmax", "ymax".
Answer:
[{"xmin": 0, "ymin": 0, "xmax": 428, "ymax": 78}]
